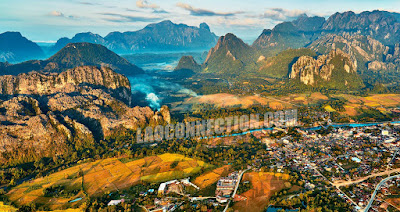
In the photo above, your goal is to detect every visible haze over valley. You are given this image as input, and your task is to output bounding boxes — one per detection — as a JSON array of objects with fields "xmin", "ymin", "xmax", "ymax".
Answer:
[{"xmin": 2, "ymin": 1, "xmax": 400, "ymax": 211}]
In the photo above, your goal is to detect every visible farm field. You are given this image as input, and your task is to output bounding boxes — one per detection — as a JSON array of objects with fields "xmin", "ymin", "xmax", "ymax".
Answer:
[
  {"xmin": 193, "ymin": 165, "xmax": 232, "ymax": 189},
  {"xmin": 327, "ymin": 94, "xmax": 400, "ymax": 117},
  {"xmin": 6, "ymin": 153, "xmax": 212, "ymax": 210},
  {"xmin": 385, "ymin": 197, "xmax": 400, "ymax": 210},
  {"xmin": 175, "ymin": 92, "xmax": 400, "ymax": 115},
  {"xmin": 233, "ymin": 172, "xmax": 291, "ymax": 212},
  {"xmin": 0, "ymin": 201, "xmax": 18, "ymax": 212}
]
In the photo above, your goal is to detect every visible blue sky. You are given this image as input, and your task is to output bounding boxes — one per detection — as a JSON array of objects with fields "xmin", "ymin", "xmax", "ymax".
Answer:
[{"xmin": 0, "ymin": 0, "xmax": 399, "ymax": 42}]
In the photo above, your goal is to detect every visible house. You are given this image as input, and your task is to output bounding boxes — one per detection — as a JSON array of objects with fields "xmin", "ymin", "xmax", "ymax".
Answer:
[
  {"xmin": 158, "ymin": 183, "xmax": 167, "ymax": 195},
  {"xmin": 108, "ymin": 199, "xmax": 125, "ymax": 206}
]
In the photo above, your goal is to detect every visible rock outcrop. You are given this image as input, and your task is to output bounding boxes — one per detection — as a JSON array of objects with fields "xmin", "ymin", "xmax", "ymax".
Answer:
[
  {"xmin": 174, "ymin": 56, "xmax": 201, "ymax": 73},
  {"xmin": 290, "ymin": 49, "xmax": 363, "ymax": 89},
  {"xmin": 310, "ymin": 33, "xmax": 400, "ymax": 73},
  {"xmin": 253, "ymin": 10, "xmax": 400, "ymax": 53},
  {"xmin": 0, "ymin": 66, "xmax": 169, "ymax": 165}
]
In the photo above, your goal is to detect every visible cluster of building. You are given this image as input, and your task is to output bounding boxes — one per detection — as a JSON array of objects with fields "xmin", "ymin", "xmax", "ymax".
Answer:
[
  {"xmin": 215, "ymin": 171, "xmax": 240, "ymax": 203},
  {"xmin": 158, "ymin": 178, "xmax": 199, "ymax": 196},
  {"xmin": 250, "ymin": 121, "xmax": 400, "ymax": 211}
]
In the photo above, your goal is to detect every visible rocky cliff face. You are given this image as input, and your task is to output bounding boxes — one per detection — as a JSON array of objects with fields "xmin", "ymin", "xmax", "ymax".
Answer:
[
  {"xmin": 290, "ymin": 49, "xmax": 363, "ymax": 89},
  {"xmin": 253, "ymin": 10, "xmax": 400, "ymax": 53},
  {"xmin": 368, "ymin": 44, "xmax": 400, "ymax": 72},
  {"xmin": 322, "ymin": 10, "xmax": 400, "ymax": 45},
  {"xmin": 0, "ymin": 66, "xmax": 130, "ymax": 96},
  {"xmin": 0, "ymin": 66, "xmax": 170, "ymax": 165},
  {"xmin": 309, "ymin": 33, "xmax": 400, "ymax": 73}
]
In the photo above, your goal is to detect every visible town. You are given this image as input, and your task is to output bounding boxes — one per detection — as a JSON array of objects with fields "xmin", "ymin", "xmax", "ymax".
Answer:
[{"xmin": 99, "ymin": 120, "xmax": 400, "ymax": 212}]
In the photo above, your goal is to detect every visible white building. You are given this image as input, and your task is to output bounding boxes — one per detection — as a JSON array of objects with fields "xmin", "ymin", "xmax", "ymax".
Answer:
[{"xmin": 108, "ymin": 199, "xmax": 124, "ymax": 206}]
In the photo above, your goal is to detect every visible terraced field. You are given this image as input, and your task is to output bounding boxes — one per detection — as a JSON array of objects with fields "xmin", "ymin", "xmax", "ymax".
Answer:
[{"xmin": 7, "ymin": 153, "xmax": 212, "ymax": 210}]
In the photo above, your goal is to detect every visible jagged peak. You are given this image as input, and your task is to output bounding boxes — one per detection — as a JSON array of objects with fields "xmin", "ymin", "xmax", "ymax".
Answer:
[
  {"xmin": 205, "ymin": 33, "xmax": 248, "ymax": 63},
  {"xmin": 199, "ymin": 22, "xmax": 210, "ymax": 31}
]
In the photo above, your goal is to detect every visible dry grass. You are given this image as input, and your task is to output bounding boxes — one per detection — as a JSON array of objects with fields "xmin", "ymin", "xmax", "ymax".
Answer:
[
  {"xmin": 178, "ymin": 92, "xmax": 400, "ymax": 114},
  {"xmin": 193, "ymin": 165, "xmax": 232, "ymax": 189},
  {"xmin": 386, "ymin": 197, "xmax": 400, "ymax": 210},
  {"xmin": 0, "ymin": 201, "xmax": 18, "ymax": 212},
  {"xmin": 232, "ymin": 172, "xmax": 291, "ymax": 212},
  {"xmin": 7, "ymin": 154, "xmax": 211, "ymax": 210},
  {"xmin": 335, "ymin": 94, "xmax": 400, "ymax": 109},
  {"xmin": 324, "ymin": 105, "xmax": 336, "ymax": 112},
  {"xmin": 343, "ymin": 104, "xmax": 358, "ymax": 116}
]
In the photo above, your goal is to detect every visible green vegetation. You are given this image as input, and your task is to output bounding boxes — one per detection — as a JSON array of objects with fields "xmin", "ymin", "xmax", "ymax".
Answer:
[
  {"xmin": 203, "ymin": 33, "xmax": 260, "ymax": 78},
  {"xmin": 237, "ymin": 180, "xmax": 252, "ymax": 195},
  {"xmin": 259, "ymin": 48, "xmax": 317, "ymax": 78}
]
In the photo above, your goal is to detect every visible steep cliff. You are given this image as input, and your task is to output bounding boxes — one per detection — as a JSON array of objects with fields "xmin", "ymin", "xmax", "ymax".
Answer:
[
  {"xmin": 0, "ymin": 66, "xmax": 169, "ymax": 165},
  {"xmin": 290, "ymin": 49, "xmax": 363, "ymax": 89},
  {"xmin": 253, "ymin": 10, "xmax": 400, "ymax": 54},
  {"xmin": 203, "ymin": 33, "xmax": 259, "ymax": 76}
]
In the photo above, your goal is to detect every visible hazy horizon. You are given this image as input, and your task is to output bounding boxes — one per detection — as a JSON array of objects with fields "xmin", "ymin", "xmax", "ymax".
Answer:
[{"xmin": 1, "ymin": 0, "xmax": 399, "ymax": 42}]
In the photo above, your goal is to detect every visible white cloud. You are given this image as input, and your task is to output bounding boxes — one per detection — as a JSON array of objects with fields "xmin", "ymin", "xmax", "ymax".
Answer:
[
  {"xmin": 176, "ymin": 2, "xmax": 241, "ymax": 16},
  {"xmin": 48, "ymin": 11, "xmax": 76, "ymax": 19},
  {"xmin": 49, "ymin": 11, "xmax": 64, "ymax": 17},
  {"xmin": 263, "ymin": 8, "xmax": 307, "ymax": 21},
  {"xmin": 136, "ymin": 0, "xmax": 159, "ymax": 9}
]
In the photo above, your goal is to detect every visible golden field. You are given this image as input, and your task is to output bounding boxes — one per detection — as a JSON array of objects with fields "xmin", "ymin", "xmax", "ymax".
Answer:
[
  {"xmin": 0, "ymin": 201, "xmax": 18, "ymax": 212},
  {"xmin": 193, "ymin": 165, "xmax": 232, "ymax": 189},
  {"xmin": 174, "ymin": 92, "xmax": 400, "ymax": 115},
  {"xmin": 233, "ymin": 172, "xmax": 291, "ymax": 212},
  {"xmin": 6, "ymin": 153, "xmax": 212, "ymax": 210}
]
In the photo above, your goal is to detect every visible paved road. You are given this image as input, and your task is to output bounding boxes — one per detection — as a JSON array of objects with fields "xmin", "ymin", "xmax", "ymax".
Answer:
[
  {"xmin": 362, "ymin": 174, "xmax": 400, "ymax": 212},
  {"xmin": 332, "ymin": 168, "xmax": 400, "ymax": 187},
  {"xmin": 189, "ymin": 196, "xmax": 216, "ymax": 201},
  {"xmin": 223, "ymin": 169, "xmax": 250, "ymax": 212}
]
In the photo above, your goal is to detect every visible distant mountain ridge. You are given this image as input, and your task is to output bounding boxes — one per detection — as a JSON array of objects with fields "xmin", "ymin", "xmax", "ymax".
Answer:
[
  {"xmin": 0, "ymin": 43, "xmax": 144, "ymax": 76},
  {"xmin": 51, "ymin": 20, "xmax": 218, "ymax": 54},
  {"xmin": 253, "ymin": 10, "xmax": 400, "ymax": 53},
  {"xmin": 0, "ymin": 32, "xmax": 45, "ymax": 63}
]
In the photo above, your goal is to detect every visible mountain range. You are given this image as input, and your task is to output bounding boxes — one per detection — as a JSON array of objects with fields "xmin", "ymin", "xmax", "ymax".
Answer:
[
  {"xmin": 2, "ymin": 10, "xmax": 400, "ymax": 92},
  {"xmin": 0, "ymin": 43, "xmax": 144, "ymax": 76},
  {"xmin": 173, "ymin": 10, "xmax": 400, "ymax": 92},
  {"xmin": 50, "ymin": 20, "xmax": 218, "ymax": 54},
  {"xmin": 254, "ymin": 10, "xmax": 400, "ymax": 54},
  {"xmin": 0, "ymin": 20, "xmax": 218, "ymax": 63}
]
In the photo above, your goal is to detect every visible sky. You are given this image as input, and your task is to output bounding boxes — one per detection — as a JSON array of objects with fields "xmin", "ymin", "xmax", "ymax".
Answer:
[{"xmin": 0, "ymin": 0, "xmax": 399, "ymax": 42}]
